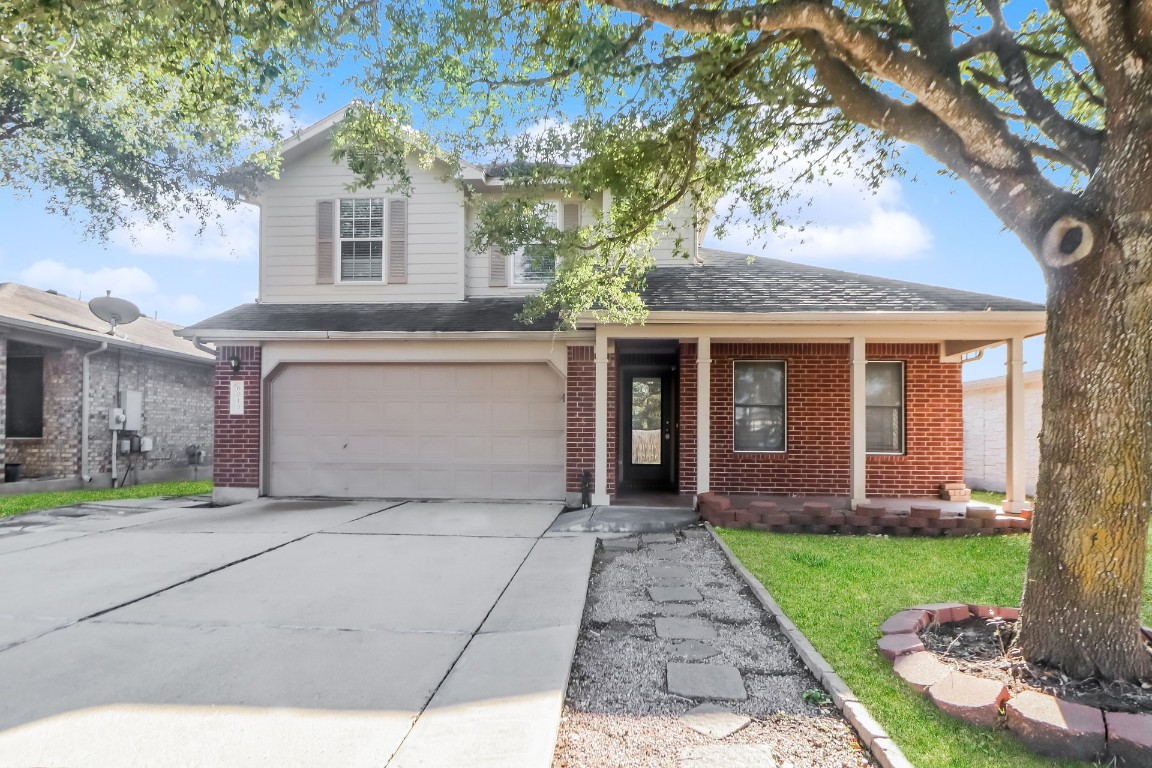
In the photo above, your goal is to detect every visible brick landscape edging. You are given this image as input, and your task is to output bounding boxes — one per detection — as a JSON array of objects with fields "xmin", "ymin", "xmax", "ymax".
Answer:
[
  {"xmin": 699, "ymin": 493, "xmax": 1031, "ymax": 537},
  {"xmin": 706, "ymin": 524, "xmax": 915, "ymax": 768},
  {"xmin": 880, "ymin": 604, "xmax": 1152, "ymax": 764}
]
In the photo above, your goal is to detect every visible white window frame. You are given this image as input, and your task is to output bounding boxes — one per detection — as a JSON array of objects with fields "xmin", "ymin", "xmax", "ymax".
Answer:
[
  {"xmin": 732, "ymin": 360, "xmax": 787, "ymax": 453},
  {"xmin": 336, "ymin": 196, "xmax": 387, "ymax": 284},
  {"xmin": 510, "ymin": 200, "xmax": 560, "ymax": 286},
  {"xmin": 866, "ymin": 360, "xmax": 905, "ymax": 455}
]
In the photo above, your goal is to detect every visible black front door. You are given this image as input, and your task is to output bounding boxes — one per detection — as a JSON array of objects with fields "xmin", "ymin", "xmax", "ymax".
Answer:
[{"xmin": 620, "ymin": 366, "xmax": 676, "ymax": 492}]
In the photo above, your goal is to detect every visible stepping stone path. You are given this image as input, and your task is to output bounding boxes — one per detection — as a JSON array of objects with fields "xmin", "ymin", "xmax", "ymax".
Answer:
[
  {"xmin": 601, "ymin": 536, "xmax": 640, "ymax": 551},
  {"xmin": 678, "ymin": 744, "xmax": 779, "ymax": 767},
  {"xmin": 679, "ymin": 703, "xmax": 753, "ymax": 738},
  {"xmin": 655, "ymin": 617, "xmax": 717, "ymax": 640},
  {"xmin": 671, "ymin": 639, "xmax": 721, "ymax": 661},
  {"xmin": 668, "ymin": 662, "xmax": 748, "ymax": 700},
  {"xmin": 554, "ymin": 528, "xmax": 871, "ymax": 768},
  {"xmin": 649, "ymin": 586, "xmax": 704, "ymax": 603},
  {"xmin": 644, "ymin": 535, "xmax": 752, "ymax": 738}
]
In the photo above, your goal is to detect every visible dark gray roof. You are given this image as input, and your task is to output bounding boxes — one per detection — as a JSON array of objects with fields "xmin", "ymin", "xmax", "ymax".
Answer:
[
  {"xmin": 184, "ymin": 250, "xmax": 1043, "ymax": 335},
  {"xmin": 182, "ymin": 297, "xmax": 557, "ymax": 334},
  {"xmin": 640, "ymin": 249, "xmax": 1045, "ymax": 313}
]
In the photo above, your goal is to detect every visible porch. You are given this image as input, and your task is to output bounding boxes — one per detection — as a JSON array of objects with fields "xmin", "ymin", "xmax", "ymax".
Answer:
[{"xmin": 572, "ymin": 324, "xmax": 1039, "ymax": 514}]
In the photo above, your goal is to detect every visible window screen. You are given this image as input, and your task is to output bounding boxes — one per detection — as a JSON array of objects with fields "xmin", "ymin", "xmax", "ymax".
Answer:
[
  {"xmin": 733, "ymin": 361, "xmax": 785, "ymax": 451},
  {"xmin": 866, "ymin": 361, "xmax": 904, "ymax": 453},
  {"xmin": 339, "ymin": 198, "xmax": 384, "ymax": 281}
]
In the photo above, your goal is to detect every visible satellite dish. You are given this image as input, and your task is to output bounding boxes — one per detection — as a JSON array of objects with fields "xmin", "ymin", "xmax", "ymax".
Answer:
[{"xmin": 89, "ymin": 291, "xmax": 141, "ymax": 335}]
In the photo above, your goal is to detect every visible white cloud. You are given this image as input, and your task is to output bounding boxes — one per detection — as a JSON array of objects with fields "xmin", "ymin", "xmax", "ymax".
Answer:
[
  {"xmin": 18, "ymin": 260, "xmax": 205, "ymax": 324},
  {"xmin": 705, "ymin": 146, "xmax": 933, "ymax": 264},
  {"xmin": 110, "ymin": 198, "xmax": 258, "ymax": 262}
]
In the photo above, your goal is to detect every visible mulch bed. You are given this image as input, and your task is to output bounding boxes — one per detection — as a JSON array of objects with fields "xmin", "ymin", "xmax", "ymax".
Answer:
[{"xmin": 920, "ymin": 617, "xmax": 1152, "ymax": 714}]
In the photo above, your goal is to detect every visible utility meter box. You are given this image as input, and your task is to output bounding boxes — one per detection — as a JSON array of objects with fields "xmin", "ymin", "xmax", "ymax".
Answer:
[
  {"xmin": 119, "ymin": 390, "xmax": 143, "ymax": 431},
  {"xmin": 109, "ymin": 408, "xmax": 126, "ymax": 430}
]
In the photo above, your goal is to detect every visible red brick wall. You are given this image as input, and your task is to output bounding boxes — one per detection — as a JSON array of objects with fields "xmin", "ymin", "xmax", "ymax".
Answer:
[
  {"xmin": 866, "ymin": 343, "xmax": 964, "ymax": 497},
  {"xmin": 678, "ymin": 343, "xmax": 698, "ymax": 494},
  {"xmin": 214, "ymin": 346, "xmax": 261, "ymax": 489},
  {"xmin": 709, "ymin": 343, "xmax": 852, "ymax": 494},
  {"xmin": 566, "ymin": 347, "xmax": 594, "ymax": 493},
  {"xmin": 706, "ymin": 342, "xmax": 962, "ymax": 498},
  {"xmin": 566, "ymin": 340, "xmax": 962, "ymax": 499}
]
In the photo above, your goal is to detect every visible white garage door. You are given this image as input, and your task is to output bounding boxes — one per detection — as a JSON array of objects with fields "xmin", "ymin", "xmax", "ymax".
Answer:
[{"xmin": 268, "ymin": 363, "xmax": 565, "ymax": 499}]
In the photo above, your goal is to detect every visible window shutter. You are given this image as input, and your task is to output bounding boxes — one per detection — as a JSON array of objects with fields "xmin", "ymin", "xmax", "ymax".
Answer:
[
  {"xmin": 489, "ymin": 250, "xmax": 507, "ymax": 287},
  {"xmin": 316, "ymin": 200, "xmax": 335, "ymax": 284},
  {"xmin": 562, "ymin": 202, "xmax": 580, "ymax": 231},
  {"xmin": 387, "ymin": 199, "xmax": 408, "ymax": 284}
]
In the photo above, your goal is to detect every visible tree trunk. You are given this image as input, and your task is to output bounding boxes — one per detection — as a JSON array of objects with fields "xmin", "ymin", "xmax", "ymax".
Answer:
[{"xmin": 1017, "ymin": 225, "xmax": 1152, "ymax": 681}]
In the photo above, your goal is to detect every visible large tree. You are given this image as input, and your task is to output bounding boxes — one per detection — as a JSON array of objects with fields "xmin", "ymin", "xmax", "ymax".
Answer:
[
  {"xmin": 0, "ymin": 0, "xmax": 341, "ymax": 237},
  {"xmin": 337, "ymin": 0, "xmax": 1152, "ymax": 680}
]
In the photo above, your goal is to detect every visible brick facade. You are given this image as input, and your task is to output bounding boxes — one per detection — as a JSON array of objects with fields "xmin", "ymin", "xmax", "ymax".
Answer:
[
  {"xmin": 677, "ymin": 342, "xmax": 698, "ymax": 494},
  {"xmin": 565, "ymin": 346, "xmax": 594, "ymax": 493},
  {"xmin": 2, "ymin": 342, "xmax": 213, "ymax": 481},
  {"xmin": 564, "ymin": 340, "xmax": 964, "ymax": 500},
  {"xmin": 213, "ymin": 346, "xmax": 262, "ymax": 489},
  {"xmin": 866, "ymin": 343, "xmax": 964, "ymax": 497}
]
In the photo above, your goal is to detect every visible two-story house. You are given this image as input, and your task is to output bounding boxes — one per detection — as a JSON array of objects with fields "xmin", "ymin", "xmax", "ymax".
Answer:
[{"xmin": 179, "ymin": 108, "xmax": 1046, "ymax": 512}]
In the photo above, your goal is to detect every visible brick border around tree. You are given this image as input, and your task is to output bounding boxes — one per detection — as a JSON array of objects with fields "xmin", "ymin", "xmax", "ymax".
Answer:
[{"xmin": 879, "ymin": 604, "xmax": 1152, "ymax": 764}]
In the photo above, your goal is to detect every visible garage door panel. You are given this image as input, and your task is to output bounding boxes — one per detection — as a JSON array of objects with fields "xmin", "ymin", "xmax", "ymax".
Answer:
[{"xmin": 269, "ymin": 363, "xmax": 564, "ymax": 500}]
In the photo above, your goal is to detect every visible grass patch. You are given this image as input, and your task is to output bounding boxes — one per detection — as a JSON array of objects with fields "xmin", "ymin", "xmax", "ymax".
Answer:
[
  {"xmin": 969, "ymin": 489, "xmax": 1006, "ymax": 506},
  {"xmin": 0, "ymin": 481, "xmax": 212, "ymax": 519},
  {"xmin": 717, "ymin": 529, "xmax": 1100, "ymax": 768}
]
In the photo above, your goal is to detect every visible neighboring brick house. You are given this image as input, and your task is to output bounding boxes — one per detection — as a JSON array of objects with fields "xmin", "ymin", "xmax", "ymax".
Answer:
[
  {"xmin": 178, "ymin": 107, "xmax": 1046, "ymax": 509},
  {"xmin": 0, "ymin": 283, "xmax": 214, "ymax": 489},
  {"xmin": 964, "ymin": 369, "xmax": 1043, "ymax": 495}
]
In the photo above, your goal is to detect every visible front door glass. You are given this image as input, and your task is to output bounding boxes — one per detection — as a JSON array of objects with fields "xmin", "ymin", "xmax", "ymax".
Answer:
[{"xmin": 631, "ymin": 377, "xmax": 662, "ymax": 465}]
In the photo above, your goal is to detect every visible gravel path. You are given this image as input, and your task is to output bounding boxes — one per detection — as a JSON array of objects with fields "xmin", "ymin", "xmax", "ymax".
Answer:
[{"xmin": 553, "ymin": 528, "xmax": 874, "ymax": 768}]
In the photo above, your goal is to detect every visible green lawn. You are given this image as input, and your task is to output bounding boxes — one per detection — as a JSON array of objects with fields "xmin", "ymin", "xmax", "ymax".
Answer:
[
  {"xmin": 0, "ymin": 481, "xmax": 212, "ymax": 518},
  {"xmin": 717, "ymin": 525, "xmax": 1141, "ymax": 768}
]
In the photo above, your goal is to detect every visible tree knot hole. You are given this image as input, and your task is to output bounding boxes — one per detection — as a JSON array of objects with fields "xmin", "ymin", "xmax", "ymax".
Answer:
[{"xmin": 1042, "ymin": 215, "xmax": 1095, "ymax": 267}]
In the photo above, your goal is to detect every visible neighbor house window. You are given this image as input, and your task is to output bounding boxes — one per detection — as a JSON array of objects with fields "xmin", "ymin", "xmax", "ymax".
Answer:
[
  {"xmin": 512, "ymin": 201, "xmax": 559, "ymax": 285},
  {"xmin": 338, "ymin": 197, "xmax": 384, "ymax": 282},
  {"xmin": 6, "ymin": 355, "xmax": 44, "ymax": 438},
  {"xmin": 866, "ymin": 361, "xmax": 904, "ymax": 453},
  {"xmin": 733, "ymin": 361, "xmax": 786, "ymax": 452}
]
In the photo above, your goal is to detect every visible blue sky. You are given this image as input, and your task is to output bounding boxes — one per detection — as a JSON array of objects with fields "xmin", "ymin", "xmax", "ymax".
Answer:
[{"xmin": 0, "ymin": 93, "xmax": 1046, "ymax": 382}]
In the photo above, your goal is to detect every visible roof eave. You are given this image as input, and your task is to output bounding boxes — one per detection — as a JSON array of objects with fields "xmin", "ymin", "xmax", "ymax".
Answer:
[
  {"xmin": 0, "ymin": 317, "xmax": 214, "ymax": 365},
  {"xmin": 178, "ymin": 329, "xmax": 594, "ymax": 343}
]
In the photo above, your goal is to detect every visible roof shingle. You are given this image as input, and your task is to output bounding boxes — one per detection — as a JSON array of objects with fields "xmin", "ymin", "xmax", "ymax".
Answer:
[{"xmin": 182, "ymin": 250, "xmax": 1044, "ymax": 335}]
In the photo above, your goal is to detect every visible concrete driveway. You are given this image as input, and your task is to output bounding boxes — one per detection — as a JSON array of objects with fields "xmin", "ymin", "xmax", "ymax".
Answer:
[{"xmin": 0, "ymin": 498, "xmax": 595, "ymax": 767}]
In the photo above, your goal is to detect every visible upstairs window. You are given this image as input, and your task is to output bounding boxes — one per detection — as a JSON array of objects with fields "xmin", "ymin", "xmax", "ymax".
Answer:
[
  {"xmin": 866, "ymin": 361, "xmax": 905, "ymax": 453},
  {"xmin": 512, "ymin": 201, "xmax": 559, "ymax": 285},
  {"xmin": 733, "ymin": 361, "xmax": 786, "ymax": 452},
  {"xmin": 6, "ymin": 355, "xmax": 44, "ymax": 438},
  {"xmin": 338, "ymin": 198, "xmax": 384, "ymax": 282}
]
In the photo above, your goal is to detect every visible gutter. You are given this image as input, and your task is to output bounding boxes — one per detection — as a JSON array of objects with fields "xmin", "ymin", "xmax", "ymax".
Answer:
[{"xmin": 81, "ymin": 342, "xmax": 108, "ymax": 482}]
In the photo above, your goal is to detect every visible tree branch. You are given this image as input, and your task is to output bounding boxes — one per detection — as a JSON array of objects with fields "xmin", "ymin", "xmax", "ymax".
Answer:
[
  {"xmin": 804, "ymin": 37, "xmax": 1066, "ymax": 249},
  {"xmin": 581, "ymin": 0, "xmax": 1035, "ymax": 175}
]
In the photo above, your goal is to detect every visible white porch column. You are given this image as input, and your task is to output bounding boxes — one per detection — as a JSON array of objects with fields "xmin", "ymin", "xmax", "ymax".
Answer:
[
  {"xmin": 592, "ymin": 331, "xmax": 611, "ymax": 505},
  {"xmin": 850, "ymin": 335, "xmax": 869, "ymax": 508},
  {"xmin": 1003, "ymin": 336, "xmax": 1031, "ymax": 513},
  {"xmin": 696, "ymin": 336, "xmax": 711, "ymax": 495}
]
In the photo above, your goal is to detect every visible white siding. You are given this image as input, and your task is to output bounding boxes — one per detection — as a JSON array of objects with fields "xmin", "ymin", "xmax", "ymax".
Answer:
[
  {"xmin": 648, "ymin": 201, "xmax": 699, "ymax": 267},
  {"xmin": 259, "ymin": 144, "xmax": 466, "ymax": 303},
  {"xmin": 963, "ymin": 371, "xmax": 1043, "ymax": 495},
  {"xmin": 465, "ymin": 192, "xmax": 605, "ymax": 298}
]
